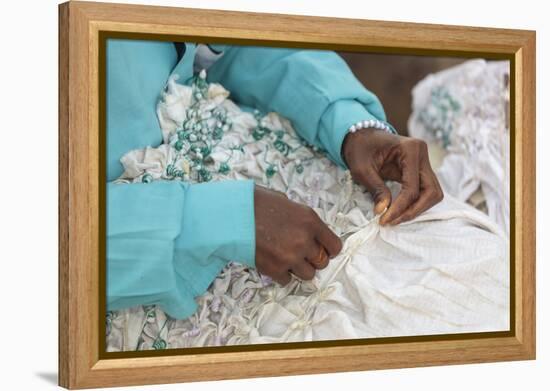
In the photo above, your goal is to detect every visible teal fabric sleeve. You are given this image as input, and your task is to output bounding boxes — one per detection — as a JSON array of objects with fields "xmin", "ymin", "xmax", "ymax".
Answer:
[
  {"xmin": 173, "ymin": 180, "xmax": 256, "ymax": 296},
  {"xmin": 106, "ymin": 39, "xmax": 177, "ymax": 182},
  {"xmin": 206, "ymin": 45, "xmax": 394, "ymax": 168},
  {"xmin": 106, "ymin": 40, "xmax": 256, "ymax": 319},
  {"xmin": 107, "ymin": 179, "xmax": 255, "ymax": 319}
]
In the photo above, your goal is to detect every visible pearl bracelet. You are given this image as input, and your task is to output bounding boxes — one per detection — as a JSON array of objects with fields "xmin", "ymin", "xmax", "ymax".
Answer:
[{"xmin": 348, "ymin": 119, "xmax": 395, "ymax": 134}]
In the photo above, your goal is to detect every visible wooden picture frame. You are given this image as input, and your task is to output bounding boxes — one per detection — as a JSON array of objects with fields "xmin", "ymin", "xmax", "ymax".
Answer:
[{"xmin": 58, "ymin": 1, "xmax": 536, "ymax": 388}]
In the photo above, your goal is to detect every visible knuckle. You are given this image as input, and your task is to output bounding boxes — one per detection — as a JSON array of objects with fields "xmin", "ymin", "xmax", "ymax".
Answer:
[
  {"xmin": 413, "ymin": 138, "xmax": 428, "ymax": 149},
  {"xmin": 349, "ymin": 167, "xmax": 369, "ymax": 183},
  {"xmin": 327, "ymin": 236, "xmax": 343, "ymax": 256},
  {"xmin": 304, "ymin": 269, "xmax": 315, "ymax": 280},
  {"xmin": 403, "ymin": 209, "xmax": 416, "ymax": 220},
  {"xmin": 426, "ymin": 188, "xmax": 438, "ymax": 199},
  {"xmin": 373, "ymin": 191, "xmax": 390, "ymax": 206},
  {"xmin": 293, "ymin": 231, "xmax": 310, "ymax": 249},
  {"xmin": 296, "ymin": 264, "xmax": 315, "ymax": 280},
  {"xmin": 373, "ymin": 186, "xmax": 388, "ymax": 199},
  {"xmin": 406, "ymin": 138, "xmax": 428, "ymax": 154},
  {"xmin": 304, "ymin": 208, "xmax": 320, "ymax": 226},
  {"xmin": 335, "ymin": 237, "xmax": 344, "ymax": 254},
  {"xmin": 261, "ymin": 262, "xmax": 281, "ymax": 278},
  {"xmin": 349, "ymin": 167, "xmax": 363, "ymax": 179},
  {"xmin": 403, "ymin": 190, "xmax": 419, "ymax": 204},
  {"xmin": 283, "ymin": 253, "xmax": 299, "ymax": 267},
  {"xmin": 272, "ymin": 250, "xmax": 291, "ymax": 268},
  {"xmin": 428, "ymin": 186, "xmax": 444, "ymax": 203},
  {"xmin": 276, "ymin": 275, "xmax": 290, "ymax": 286}
]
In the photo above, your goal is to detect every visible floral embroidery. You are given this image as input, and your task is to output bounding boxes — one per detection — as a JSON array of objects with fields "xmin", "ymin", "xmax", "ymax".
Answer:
[
  {"xmin": 149, "ymin": 72, "xmax": 322, "ymax": 185},
  {"xmin": 109, "ymin": 69, "xmax": 356, "ymax": 350},
  {"xmin": 162, "ymin": 71, "xmax": 235, "ymax": 183},
  {"xmin": 417, "ymin": 86, "xmax": 461, "ymax": 148},
  {"xmin": 152, "ymin": 338, "xmax": 167, "ymax": 350}
]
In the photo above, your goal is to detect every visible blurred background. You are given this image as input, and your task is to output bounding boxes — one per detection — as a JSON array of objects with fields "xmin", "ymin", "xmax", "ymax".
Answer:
[{"xmin": 338, "ymin": 52, "xmax": 465, "ymax": 135}]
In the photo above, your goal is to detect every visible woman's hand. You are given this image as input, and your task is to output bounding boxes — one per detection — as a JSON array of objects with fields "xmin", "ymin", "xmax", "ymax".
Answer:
[
  {"xmin": 342, "ymin": 128, "xmax": 444, "ymax": 225},
  {"xmin": 254, "ymin": 185, "xmax": 342, "ymax": 285}
]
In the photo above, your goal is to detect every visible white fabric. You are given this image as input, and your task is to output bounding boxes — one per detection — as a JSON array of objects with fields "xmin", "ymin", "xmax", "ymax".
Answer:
[
  {"xmin": 193, "ymin": 44, "xmax": 225, "ymax": 74},
  {"xmin": 408, "ymin": 59, "xmax": 510, "ymax": 235},
  {"xmin": 107, "ymin": 74, "xmax": 509, "ymax": 351}
]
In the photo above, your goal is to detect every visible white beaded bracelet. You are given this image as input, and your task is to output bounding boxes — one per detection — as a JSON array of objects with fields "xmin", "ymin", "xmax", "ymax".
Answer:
[{"xmin": 348, "ymin": 119, "xmax": 395, "ymax": 134}]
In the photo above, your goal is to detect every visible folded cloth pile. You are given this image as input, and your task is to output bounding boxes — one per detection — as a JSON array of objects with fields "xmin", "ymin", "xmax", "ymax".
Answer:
[{"xmin": 408, "ymin": 59, "xmax": 510, "ymax": 235}]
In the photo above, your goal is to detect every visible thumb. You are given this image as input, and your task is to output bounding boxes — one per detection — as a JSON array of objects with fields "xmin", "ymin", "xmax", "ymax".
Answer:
[{"xmin": 351, "ymin": 165, "xmax": 392, "ymax": 215}]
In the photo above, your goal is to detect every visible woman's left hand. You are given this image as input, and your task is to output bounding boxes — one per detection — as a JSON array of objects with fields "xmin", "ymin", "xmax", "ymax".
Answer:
[{"xmin": 341, "ymin": 127, "xmax": 444, "ymax": 225}]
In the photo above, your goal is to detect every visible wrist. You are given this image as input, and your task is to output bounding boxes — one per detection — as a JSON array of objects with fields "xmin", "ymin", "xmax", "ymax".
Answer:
[
  {"xmin": 341, "ymin": 119, "xmax": 395, "ymax": 167},
  {"xmin": 341, "ymin": 127, "xmax": 375, "ymax": 167}
]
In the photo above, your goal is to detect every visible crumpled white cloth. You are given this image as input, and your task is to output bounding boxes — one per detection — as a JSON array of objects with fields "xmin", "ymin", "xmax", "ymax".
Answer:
[
  {"xmin": 408, "ymin": 59, "xmax": 510, "ymax": 235},
  {"xmin": 106, "ymin": 72, "xmax": 509, "ymax": 351}
]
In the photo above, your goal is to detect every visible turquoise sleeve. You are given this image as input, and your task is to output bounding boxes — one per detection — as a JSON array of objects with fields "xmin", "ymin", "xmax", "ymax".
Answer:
[
  {"xmin": 106, "ymin": 40, "xmax": 257, "ymax": 319},
  {"xmin": 107, "ymin": 179, "xmax": 256, "ymax": 319},
  {"xmin": 106, "ymin": 39, "xmax": 177, "ymax": 182},
  {"xmin": 206, "ymin": 45, "xmax": 394, "ymax": 168}
]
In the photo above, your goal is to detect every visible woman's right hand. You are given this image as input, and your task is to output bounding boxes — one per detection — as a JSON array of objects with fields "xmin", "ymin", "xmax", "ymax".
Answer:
[{"xmin": 254, "ymin": 185, "xmax": 343, "ymax": 285}]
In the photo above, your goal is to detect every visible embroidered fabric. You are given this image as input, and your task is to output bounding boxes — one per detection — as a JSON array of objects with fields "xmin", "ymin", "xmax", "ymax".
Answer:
[
  {"xmin": 408, "ymin": 59, "xmax": 510, "ymax": 235},
  {"xmin": 106, "ymin": 71, "xmax": 509, "ymax": 351}
]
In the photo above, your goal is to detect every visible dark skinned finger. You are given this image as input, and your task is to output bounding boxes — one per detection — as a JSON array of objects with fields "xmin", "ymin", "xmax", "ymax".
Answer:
[
  {"xmin": 273, "ymin": 271, "xmax": 292, "ymax": 286},
  {"xmin": 350, "ymin": 164, "xmax": 392, "ymax": 215},
  {"xmin": 312, "ymin": 216, "xmax": 343, "ymax": 257},
  {"xmin": 306, "ymin": 242, "xmax": 329, "ymax": 270},
  {"xmin": 390, "ymin": 169, "xmax": 444, "ymax": 225},
  {"xmin": 291, "ymin": 260, "xmax": 316, "ymax": 281},
  {"xmin": 379, "ymin": 151, "xmax": 420, "ymax": 225}
]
